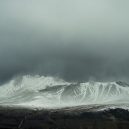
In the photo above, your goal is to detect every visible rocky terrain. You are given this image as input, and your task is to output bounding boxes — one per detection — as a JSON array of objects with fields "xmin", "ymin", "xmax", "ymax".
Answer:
[{"xmin": 0, "ymin": 105, "xmax": 129, "ymax": 129}]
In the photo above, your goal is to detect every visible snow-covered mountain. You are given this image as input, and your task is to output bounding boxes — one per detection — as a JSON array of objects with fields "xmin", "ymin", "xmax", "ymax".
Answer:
[{"xmin": 0, "ymin": 75, "xmax": 129, "ymax": 108}]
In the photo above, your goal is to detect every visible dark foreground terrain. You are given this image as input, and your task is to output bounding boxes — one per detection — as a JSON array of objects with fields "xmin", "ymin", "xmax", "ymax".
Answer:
[{"xmin": 0, "ymin": 105, "xmax": 129, "ymax": 129}]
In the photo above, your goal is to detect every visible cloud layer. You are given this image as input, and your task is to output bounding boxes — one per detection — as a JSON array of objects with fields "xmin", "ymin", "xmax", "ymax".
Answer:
[{"xmin": 0, "ymin": 0, "xmax": 129, "ymax": 83}]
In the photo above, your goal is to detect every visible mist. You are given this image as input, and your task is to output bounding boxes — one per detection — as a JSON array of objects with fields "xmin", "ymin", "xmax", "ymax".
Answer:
[{"xmin": 0, "ymin": 0, "xmax": 129, "ymax": 83}]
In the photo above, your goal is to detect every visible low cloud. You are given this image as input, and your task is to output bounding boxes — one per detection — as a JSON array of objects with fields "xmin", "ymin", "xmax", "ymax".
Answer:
[{"xmin": 0, "ymin": 0, "xmax": 129, "ymax": 83}]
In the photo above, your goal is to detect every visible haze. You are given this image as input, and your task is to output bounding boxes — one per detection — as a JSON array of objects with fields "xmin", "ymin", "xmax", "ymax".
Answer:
[{"xmin": 0, "ymin": 0, "xmax": 129, "ymax": 83}]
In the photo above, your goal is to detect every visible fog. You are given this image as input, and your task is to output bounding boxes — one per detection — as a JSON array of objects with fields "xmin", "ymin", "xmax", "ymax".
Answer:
[{"xmin": 0, "ymin": 0, "xmax": 129, "ymax": 83}]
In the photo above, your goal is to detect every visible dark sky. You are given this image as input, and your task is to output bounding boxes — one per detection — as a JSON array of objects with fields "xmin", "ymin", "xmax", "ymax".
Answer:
[{"xmin": 0, "ymin": 0, "xmax": 129, "ymax": 83}]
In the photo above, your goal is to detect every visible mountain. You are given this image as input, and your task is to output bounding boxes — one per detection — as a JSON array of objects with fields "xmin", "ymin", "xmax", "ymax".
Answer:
[{"xmin": 0, "ymin": 75, "xmax": 129, "ymax": 108}]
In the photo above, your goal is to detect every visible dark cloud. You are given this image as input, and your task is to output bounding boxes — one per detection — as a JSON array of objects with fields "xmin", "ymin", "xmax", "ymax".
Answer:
[{"xmin": 0, "ymin": 0, "xmax": 129, "ymax": 83}]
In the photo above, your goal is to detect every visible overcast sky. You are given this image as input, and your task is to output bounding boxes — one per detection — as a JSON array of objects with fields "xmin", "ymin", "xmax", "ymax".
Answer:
[{"xmin": 0, "ymin": 0, "xmax": 129, "ymax": 83}]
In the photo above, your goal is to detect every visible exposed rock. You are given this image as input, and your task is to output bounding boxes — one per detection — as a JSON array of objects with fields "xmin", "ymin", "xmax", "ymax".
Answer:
[{"xmin": 0, "ymin": 105, "xmax": 129, "ymax": 129}]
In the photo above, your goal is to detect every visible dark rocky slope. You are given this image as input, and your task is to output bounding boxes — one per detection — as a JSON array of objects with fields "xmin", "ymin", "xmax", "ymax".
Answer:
[{"xmin": 0, "ymin": 105, "xmax": 129, "ymax": 129}]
